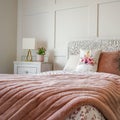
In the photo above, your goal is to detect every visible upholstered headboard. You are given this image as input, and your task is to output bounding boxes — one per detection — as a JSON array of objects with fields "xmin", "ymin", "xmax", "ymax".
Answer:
[{"xmin": 68, "ymin": 39, "xmax": 120, "ymax": 57}]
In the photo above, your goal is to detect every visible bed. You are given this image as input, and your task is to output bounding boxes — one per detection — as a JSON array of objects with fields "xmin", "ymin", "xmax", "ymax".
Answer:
[{"xmin": 0, "ymin": 39, "xmax": 120, "ymax": 120}]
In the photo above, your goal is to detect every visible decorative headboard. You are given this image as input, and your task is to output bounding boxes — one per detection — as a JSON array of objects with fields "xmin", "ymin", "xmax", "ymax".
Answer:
[{"xmin": 68, "ymin": 39, "xmax": 120, "ymax": 57}]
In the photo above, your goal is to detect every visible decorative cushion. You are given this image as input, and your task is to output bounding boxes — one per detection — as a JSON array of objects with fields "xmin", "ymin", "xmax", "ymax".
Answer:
[
  {"xmin": 97, "ymin": 51, "xmax": 120, "ymax": 75},
  {"xmin": 63, "ymin": 54, "xmax": 80, "ymax": 71},
  {"xmin": 75, "ymin": 49, "xmax": 101, "ymax": 72}
]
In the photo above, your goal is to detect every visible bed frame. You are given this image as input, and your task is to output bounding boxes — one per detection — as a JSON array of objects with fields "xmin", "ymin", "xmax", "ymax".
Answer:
[
  {"xmin": 68, "ymin": 39, "xmax": 120, "ymax": 57},
  {"xmin": 66, "ymin": 39, "xmax": 120, "ymax": 120}
]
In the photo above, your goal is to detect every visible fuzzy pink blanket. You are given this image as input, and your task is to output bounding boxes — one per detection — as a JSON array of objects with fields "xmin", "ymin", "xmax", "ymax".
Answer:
[{"xmin": 0, "ymin": 72, "xmax": 120, "ymax": 120}]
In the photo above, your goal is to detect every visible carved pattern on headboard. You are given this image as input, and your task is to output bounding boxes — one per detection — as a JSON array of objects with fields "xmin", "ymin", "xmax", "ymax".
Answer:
[{"xmin": 68, "ymin": 39, "xmax": 120, "ymax": 56}]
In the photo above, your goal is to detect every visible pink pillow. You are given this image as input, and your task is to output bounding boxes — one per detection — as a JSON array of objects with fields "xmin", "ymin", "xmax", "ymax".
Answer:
[{"xmin": 98, "ymin": 51, "xmax": 120, "ymax": 75}]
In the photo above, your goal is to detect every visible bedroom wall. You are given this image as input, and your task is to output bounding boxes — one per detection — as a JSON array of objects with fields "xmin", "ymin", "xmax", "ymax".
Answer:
[
  {"xmin": 17, "ymin": 0, "xmax": 120, "ymax": 70},
  {"xmin": 0, "ymin": 0, "xmax": 17, "ymax": 73}
]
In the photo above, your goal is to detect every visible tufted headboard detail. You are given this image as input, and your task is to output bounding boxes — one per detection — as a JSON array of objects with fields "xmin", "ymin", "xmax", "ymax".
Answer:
[{"xmin": 68, "ymin": 39, "xmax": 120, "ymax": 57}]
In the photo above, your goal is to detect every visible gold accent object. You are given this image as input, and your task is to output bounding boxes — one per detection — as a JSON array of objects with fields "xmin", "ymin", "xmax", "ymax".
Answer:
[{"xmin": 25, "ymin": 49, "xmax": 32, "ymax": 61}]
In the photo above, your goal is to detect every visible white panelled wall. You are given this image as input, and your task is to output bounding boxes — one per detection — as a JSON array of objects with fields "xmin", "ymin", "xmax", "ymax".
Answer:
[{"xmin": 17, "ymin": 0, "xmax": 120, "ymax": 70}]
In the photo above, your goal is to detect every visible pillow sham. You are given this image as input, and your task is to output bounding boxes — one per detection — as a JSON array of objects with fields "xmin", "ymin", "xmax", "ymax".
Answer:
[
  {"xmin": 97, "ymin": 51, "xmax": 120, "ymax": 75},
  {"xmin": 75, "ymin": 49, "xmax": 101, "ymax": 72},
  {"xmin": 63, "ymin": 54, "xmax": 80, "ymax": 71}
]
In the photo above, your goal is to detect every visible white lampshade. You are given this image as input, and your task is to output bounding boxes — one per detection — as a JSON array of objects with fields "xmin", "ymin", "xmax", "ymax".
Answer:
[{"xmin": 22, "ymin": 38, "xmax": 36, "ymax": 49}]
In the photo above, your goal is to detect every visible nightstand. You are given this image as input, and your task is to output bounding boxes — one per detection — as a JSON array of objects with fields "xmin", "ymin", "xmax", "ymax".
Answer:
[{"xmin": 14, "ymin": 61, "xmax": 52, "ymax": 74}]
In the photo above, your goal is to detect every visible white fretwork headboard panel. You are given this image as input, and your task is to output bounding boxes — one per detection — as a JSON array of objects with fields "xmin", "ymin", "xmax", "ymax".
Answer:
[{"xmin": 68, "ymin": 39, "xmax": 120, "ymax": 56}]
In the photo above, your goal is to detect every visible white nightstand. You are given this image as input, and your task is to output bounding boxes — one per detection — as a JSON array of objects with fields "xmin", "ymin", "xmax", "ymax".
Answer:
[{"xmin": 14, "ymin": 61, "xmax": 52, "ymax": 74}]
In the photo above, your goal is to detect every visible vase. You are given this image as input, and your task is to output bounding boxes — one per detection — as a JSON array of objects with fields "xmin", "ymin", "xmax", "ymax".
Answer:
[{"xmin": 37, "ymin": 55, "xmax": 44, "ymax": 62}]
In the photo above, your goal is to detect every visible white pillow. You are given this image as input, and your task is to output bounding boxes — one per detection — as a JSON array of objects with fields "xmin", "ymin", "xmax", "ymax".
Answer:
[
  {"xmin": 75, "ymin": 49, "xmax": 101, "ymax": 72},
  {"xmin": 63, "ymin": 54, "xmax": 80, "ymax": 71}
]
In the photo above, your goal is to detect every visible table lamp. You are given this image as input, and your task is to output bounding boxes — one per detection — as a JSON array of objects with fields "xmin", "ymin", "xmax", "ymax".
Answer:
[{"xmin": 22, "ymin": 38, "xmax": 36, "ymax": 61}]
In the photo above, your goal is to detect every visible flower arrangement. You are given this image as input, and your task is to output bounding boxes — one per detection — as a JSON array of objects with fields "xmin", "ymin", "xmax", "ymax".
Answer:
[
  {"xmin": 37, "ymin": 47, "xmax": 46, "ymax": 55},
  {"xmin": 80, "ymin": 51, "xmax": 95, "ymax": 65},
  {"xmin": 81, "ymin": 56, "xmax": 95, "ymax": 65}
]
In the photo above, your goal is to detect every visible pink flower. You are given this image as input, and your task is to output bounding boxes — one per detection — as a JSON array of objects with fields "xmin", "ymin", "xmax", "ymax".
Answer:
[{"xmin": 80, "ymin": 56, "xmax": 95, "ymax": 65}]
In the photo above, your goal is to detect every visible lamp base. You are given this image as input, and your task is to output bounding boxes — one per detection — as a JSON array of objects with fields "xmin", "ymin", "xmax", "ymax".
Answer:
[{"xmin": 25, "ymin": 49, "xmax": 32, "ymax": 61}]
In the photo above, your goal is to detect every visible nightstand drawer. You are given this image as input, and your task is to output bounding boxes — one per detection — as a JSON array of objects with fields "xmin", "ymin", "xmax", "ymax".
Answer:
[{"xmin": 17, "ymin": 66, "xmax": 37, "ymax": 74}]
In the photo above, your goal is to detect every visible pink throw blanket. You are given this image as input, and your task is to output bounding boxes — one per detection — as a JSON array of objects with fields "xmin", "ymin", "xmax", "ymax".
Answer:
[{"xmin": 0, "ymin": 72, "xmax": 120, "ymax": 120}]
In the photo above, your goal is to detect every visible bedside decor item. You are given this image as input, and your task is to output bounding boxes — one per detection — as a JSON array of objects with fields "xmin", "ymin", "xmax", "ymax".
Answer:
[
  {"xmin": 37, "ymin": 47, "xmax": 46, "ymax": 62},
  {"xmin": 22, "ymin": 38, "xmax": 36, "ymax": 61}
]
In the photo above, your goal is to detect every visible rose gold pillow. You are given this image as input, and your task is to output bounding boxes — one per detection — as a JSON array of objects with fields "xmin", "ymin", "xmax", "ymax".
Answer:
[{"xmin": 97, "ymin": 51, "xmax": 120, "ymax": 75}]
